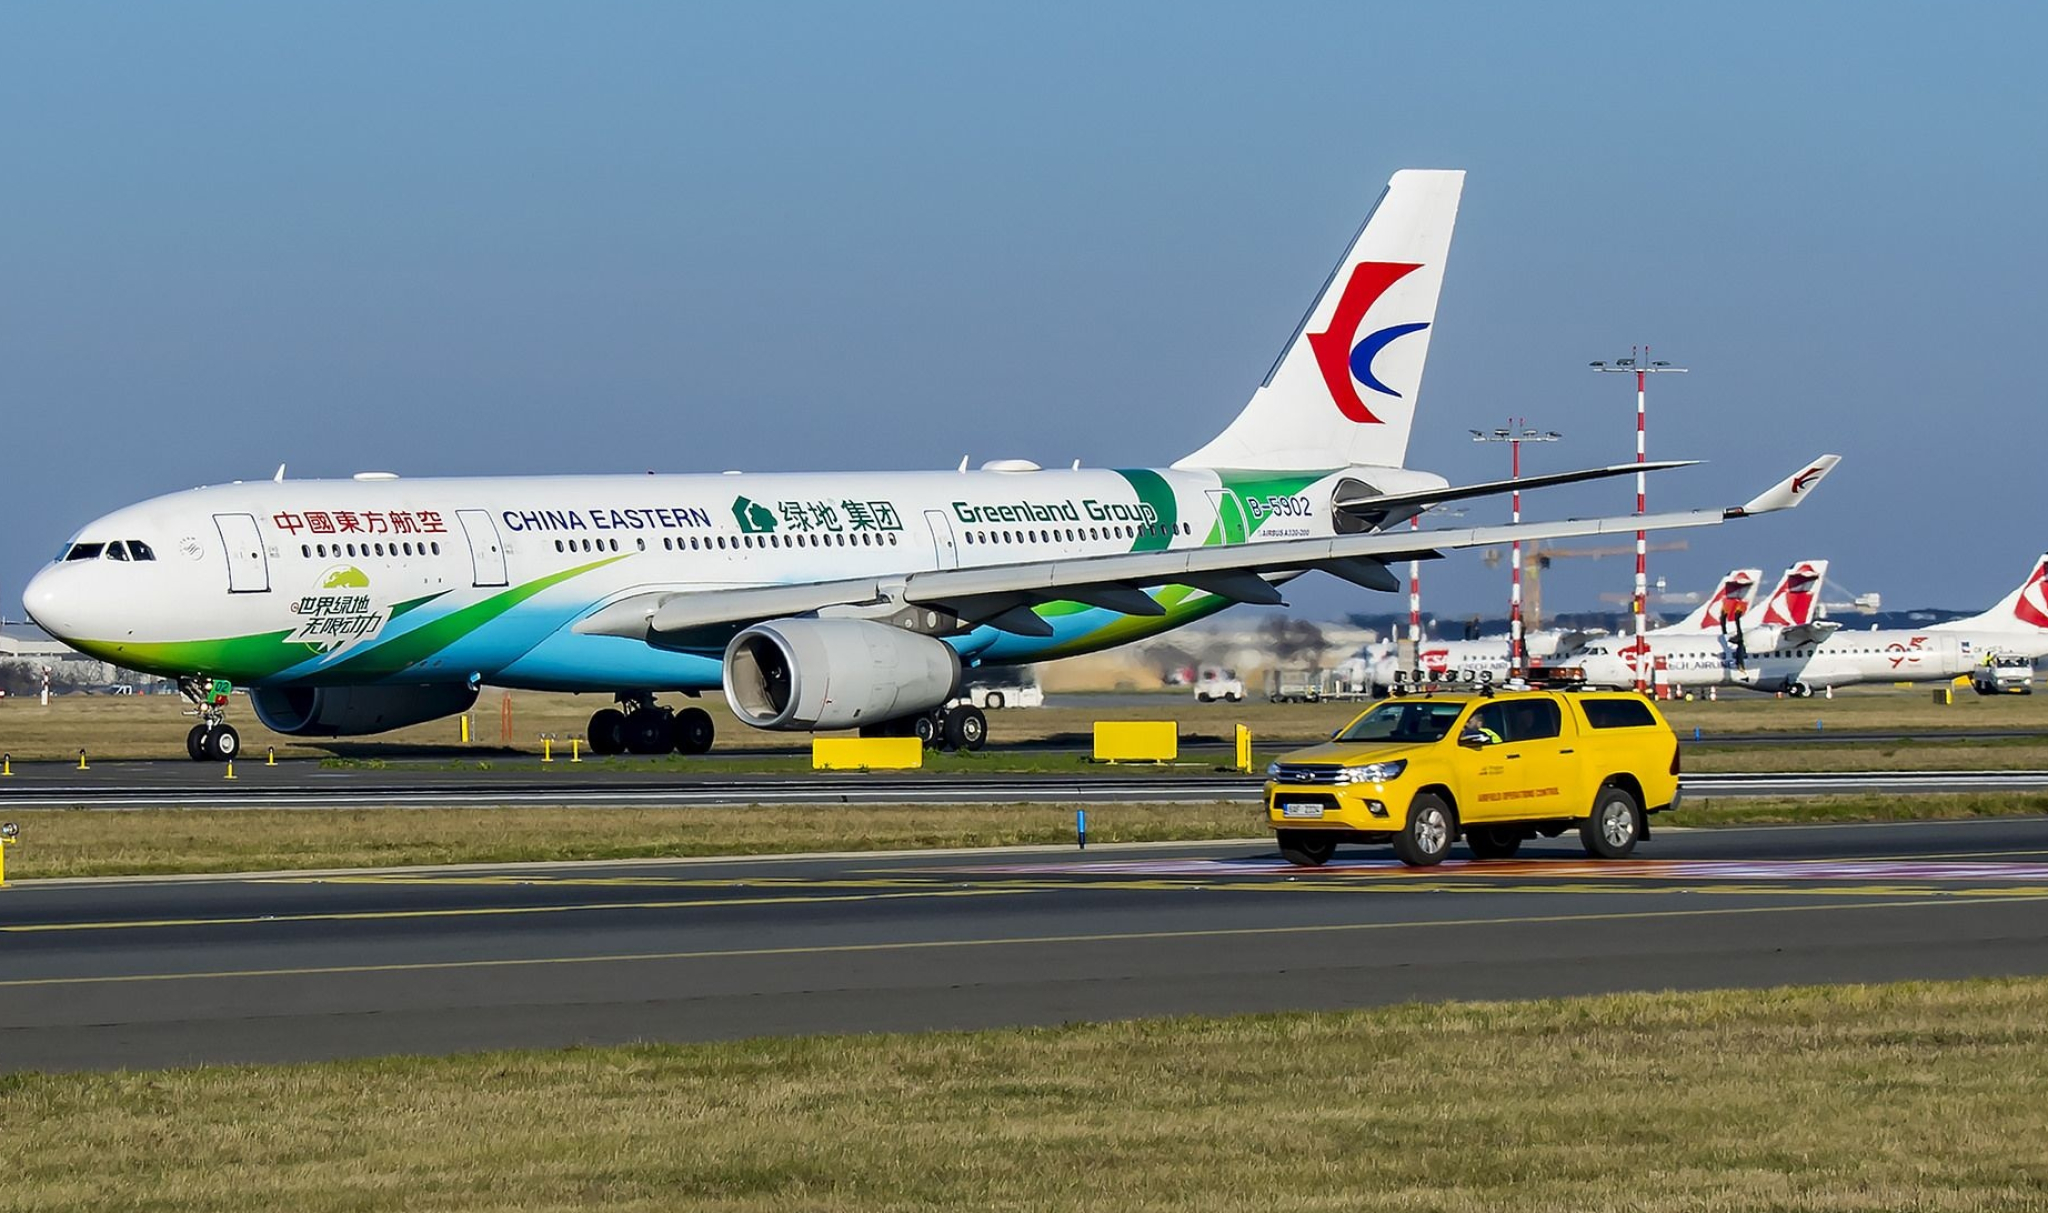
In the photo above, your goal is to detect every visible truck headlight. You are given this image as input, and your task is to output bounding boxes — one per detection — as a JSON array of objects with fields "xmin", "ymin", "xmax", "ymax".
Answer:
[
  {"xmin": 1265, "ymin": 761, "xmax": 1282, "ymax": 778},
  {"xmin": 1342, "ymin": 760, "xmax": 1406, "ymax": 784}
]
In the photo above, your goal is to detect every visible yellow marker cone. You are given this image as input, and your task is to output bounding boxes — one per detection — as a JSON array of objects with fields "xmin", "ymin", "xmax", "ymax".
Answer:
[
  {"xmin": 266, "ymin": 747, "xmax": 276, "ymax": 767},
  {"xmin": 571, "ymin": 737, "xmax": 582, "ymax": 763},
  {"xmin": 224, "ymin": 759, "xmax": 236, "ymax": 781},
  {"xmin": 542, "ymin": 737, "xmax": 554, "ymax": 764},
  {"xmin": 2, "ymin": 754, "xmax": 10, "ymax": 777},
  {"xmin": 77, "ymin": 749, "xmax": 88, "ymax": 771}
]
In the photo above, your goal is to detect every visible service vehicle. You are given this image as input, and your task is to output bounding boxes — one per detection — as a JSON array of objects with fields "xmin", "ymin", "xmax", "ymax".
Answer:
[
  {"xmin": 1971, "ymin": 653, "xmax": 2034, "ymax": 696},
  {"xmin": 1266, "ymin": 668, "xmax": 1322, "ymax": 702},
  {"xmin": 1264, "ymin": 675, "xmax": 1680, "ymax": 867},
  {"xmin": 1194, "ymin": 666, "xmax": 1245, "ymax": 703},
  {"xmin": 962, "ymin": 668, "xmax": 1044, "ymax": 709}
]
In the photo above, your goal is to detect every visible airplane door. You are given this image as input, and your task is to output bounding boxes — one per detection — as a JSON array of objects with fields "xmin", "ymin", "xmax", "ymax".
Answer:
[
  {"xmin": 925, "ymin": 510, "xmax": 960, "ymax": 570},
  {"xmin": 1205, "ymin": 490, "xmax": 1248, "ymax": 545},
  {"xmin": 456, "ymin": 509, "xmax": 509, "ymax": 587},
  {"xmin": 213, "ymin": 513, "xmax": 270, "ymax": 593}
]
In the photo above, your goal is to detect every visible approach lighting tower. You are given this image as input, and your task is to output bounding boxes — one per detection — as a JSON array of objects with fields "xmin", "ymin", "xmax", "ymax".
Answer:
[
  {"xmin": 1591, "ymin": 349, "xmax": 1687, "ymax": 690},
  {"xmin": 1470, "ymin": 422, "xmax": 1562, "ymax": 673}
]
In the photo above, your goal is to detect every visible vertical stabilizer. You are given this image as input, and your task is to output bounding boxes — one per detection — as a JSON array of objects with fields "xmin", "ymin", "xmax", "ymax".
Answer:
[
  {"xmin": 1652, "ymin": 568, "xmax": 1762, "ymax": 635},
  {"xmin": 1759, "ymin": 560, "xmax": 1828, "ymax": 628},
  {"xmin": 1930, "ymin": 553, "xmax": 2048, "ymax": 634},
  {"xmin": 1175, "ymin": 169, "xmax": 1465, "ymax": 472}
]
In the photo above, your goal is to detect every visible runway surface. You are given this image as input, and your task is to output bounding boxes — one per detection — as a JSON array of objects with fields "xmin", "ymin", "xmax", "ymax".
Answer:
[
  {"xmin": 6, "ymin": 817, "xmax": 2048, "ymax": 1071},
  {"xmin": 5, "ymin": 762, "xmax": 2048, "ymax": 808}
]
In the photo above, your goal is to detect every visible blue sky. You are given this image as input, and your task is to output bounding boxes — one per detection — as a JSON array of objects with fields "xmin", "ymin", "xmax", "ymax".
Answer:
[{"xmin": 2, "ymin": 2, "xmax": 2040, "ymax": 626}]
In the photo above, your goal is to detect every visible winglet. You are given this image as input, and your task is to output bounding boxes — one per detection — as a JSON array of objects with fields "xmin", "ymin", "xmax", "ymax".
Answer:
[{"xmin": 1732, "ymin": 455, "xmax": 1840, "ymax": 516}]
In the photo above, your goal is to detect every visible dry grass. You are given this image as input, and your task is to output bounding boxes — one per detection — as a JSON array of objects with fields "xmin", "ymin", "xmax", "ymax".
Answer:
[
  {"xmin": 9, "ymin": 792, "xmax": 2048, "ymax": 881},
  {"xmin": 1680, "ymin": 739, "xmax": 2048, "ymax": 772},
  {"xmin": 2, "ymin": 683, "xmax": 2043, "ymax": 763},
  {"xmin": 0, "ymin": 803, "xmax": 1265, "ymax": 879},
  {"xmin": 6, "ymin": 979, "xmax": 2048, "ymax": 1210}
]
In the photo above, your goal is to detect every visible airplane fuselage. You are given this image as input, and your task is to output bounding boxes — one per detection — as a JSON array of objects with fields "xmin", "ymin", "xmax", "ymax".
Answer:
[{"xmin": 27, "ymin": 463, "xmax": 1439, "ymax": 692}]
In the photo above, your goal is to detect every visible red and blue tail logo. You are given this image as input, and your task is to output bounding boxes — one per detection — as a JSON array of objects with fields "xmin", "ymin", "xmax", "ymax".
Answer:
[{"xmin": 1306, "ymin": 262, "xmax": 1430, "ymax": 424}]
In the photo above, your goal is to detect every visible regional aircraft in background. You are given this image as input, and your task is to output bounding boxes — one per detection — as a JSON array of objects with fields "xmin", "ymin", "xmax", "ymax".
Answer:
[
  {"xmin": 1363, "ymin": 564, "xmax": 1764, "ymax": 690},
  {"xmin": 23, "ymin": 169, "xmax": 1837, "ymax": 760},
  {"xmin": 1577, "ymin": 553, "xmax": 2048, "ymax": 696}
]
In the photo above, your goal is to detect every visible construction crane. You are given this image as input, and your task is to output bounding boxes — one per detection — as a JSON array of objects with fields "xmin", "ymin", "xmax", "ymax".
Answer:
[{"xmin": 1485, "ymin": 539, "xmax": 1688, "ymax": 631}]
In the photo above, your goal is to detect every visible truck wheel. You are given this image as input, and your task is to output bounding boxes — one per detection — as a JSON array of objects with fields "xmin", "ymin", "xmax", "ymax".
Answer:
[
  {"xmin": 1393, "ymin": 793, "xmax": 1455, "ymax": 867},
  {"xmin": 984, "ymin": 690, "xmax": 1005, "ymax": 710},
  {"xmin": 1466, "ymin": 825, "xmax": 1522, "ymax": 860},
  {"xmin": 1581, "ymin": 785, "xmax": 1642, "ymax": 859},
  {"xmin": 1277, "ymin": 830, "xmax": 1336, "ymax": 867}
]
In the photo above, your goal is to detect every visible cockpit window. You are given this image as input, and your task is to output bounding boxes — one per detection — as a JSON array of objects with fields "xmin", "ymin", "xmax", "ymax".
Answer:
[
  {"xmin": 64, "ymin": 543, "xmax": 105, "ymax": 562},
  {"xmin": 105, "ymin": 541, "xmax": 131, "ymax": 561},
  {"xmin": 128, "ymin": 540, "xmax": 156, "ymax": 561}
]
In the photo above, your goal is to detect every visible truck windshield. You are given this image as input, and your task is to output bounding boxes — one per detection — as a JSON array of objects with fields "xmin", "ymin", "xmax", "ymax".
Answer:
[{"xmin": 1337, "ymin": 701, "xmax": 1466, "ymax": 743}]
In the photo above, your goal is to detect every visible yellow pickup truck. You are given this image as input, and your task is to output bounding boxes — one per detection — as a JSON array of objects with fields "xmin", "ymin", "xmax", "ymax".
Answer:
[{"xmin": 1265, "ymin": 685, "xmax": 1681, "ymax": 867}]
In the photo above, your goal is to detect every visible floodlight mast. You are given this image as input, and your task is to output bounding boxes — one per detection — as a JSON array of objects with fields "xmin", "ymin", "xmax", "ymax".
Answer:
[
  {"xmin": 1471, "ymin": 422, "xmax": 1563, "ymax": 674},
  {"xmin": 1590, "ymin": 348, "xmax": 1688, "ymax": 691}
]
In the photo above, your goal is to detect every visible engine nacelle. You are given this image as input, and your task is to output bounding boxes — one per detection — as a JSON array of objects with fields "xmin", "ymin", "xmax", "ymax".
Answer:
[
  {"xmin": 723, "ymin": 618, "xmax": 960, "ymax": 731},
  {"xmin": 250, "ymin": 684, "xmax": 481, "ymax": 737}
]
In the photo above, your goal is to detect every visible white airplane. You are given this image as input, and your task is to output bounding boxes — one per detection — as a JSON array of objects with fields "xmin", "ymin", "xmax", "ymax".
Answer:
[
  {"xmin": 1577, "ymin": 554, "xmax": 2048, "ymax": 695},
  {"xmin": 1363, "ymin": 565, "xmax": 1764, "ymax": 689},
  {"xmin": 22, "ymin": 169, "xmax": 1837, "ymax": 760}
]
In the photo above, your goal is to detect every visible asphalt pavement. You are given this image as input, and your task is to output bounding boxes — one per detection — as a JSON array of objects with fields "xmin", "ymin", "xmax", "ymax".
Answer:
[{"xmin": 6, "ymin": 817, "xmax": 2048, "ymax": 1071}]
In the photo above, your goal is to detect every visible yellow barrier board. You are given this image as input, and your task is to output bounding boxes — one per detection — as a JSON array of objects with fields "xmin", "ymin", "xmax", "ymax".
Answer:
[
  {"xmin": 1093, "ymin": 720, "xmax": 1178, "ymax": 762},
  {"xmin": 1235, "ymin": 723, "xmax": 1253, "ymax": 773},
  {"xmin": 812, "ymin": 736, "xmax": 925, "ymax": 770}
]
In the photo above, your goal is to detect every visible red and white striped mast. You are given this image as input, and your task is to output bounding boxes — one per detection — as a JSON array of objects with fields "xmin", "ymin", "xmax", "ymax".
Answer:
[
  {"xmin": 1472, "ymin": 422, "xmax": 1562, "ymax": 675},
  {"xmin": 1407, "ymin": 516, "xmax": 1423, "ymax": 645},
  {"xmin": 1592, "ymin": 348, "xmax": 1686, "ymax": 691}
]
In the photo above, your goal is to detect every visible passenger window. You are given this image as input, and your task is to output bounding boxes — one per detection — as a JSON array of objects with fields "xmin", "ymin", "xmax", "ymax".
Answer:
[
  {"xmin": 1582, "ymin": 698, "xmax": 1657, "ymax": 729},
  {"xmin": 1504, "ymin": 700, "xmax": 1562, "ymax": 742}
]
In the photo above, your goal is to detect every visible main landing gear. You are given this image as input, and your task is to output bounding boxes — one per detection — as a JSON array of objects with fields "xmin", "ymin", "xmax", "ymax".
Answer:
[
  {"xmin": 862, "ymin": 703, "xmax": 988, "ymax": 753},
  {"xmin": 178, "ymin": 675, "xmax": 241, "ymax": 763},
  {"xmin": 586, "ymin": 696, "xmax": 716, "ymax": 757}
]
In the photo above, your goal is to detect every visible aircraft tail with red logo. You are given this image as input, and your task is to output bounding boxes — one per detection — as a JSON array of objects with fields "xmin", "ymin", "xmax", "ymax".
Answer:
[
  {"xmin": 1175, "ymin": 169, "xmax": 1465, "ymax": 472},
  {"xmin": 1758, "ymin": 560, "xmax": 1829, "ymax": 628},
  {"xmin": 1930, "ymin": 553, "xmax": 2048, "ymax": 634},
  {"xmin": 1652, "ymin": 567, "xmax": 1763, "ymax": 635}
]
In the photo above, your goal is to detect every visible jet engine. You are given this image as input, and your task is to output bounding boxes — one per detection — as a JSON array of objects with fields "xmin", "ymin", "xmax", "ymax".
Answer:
[
  {"xmin": 250, "ymin": 684, "xmax": 481, "ymax": 737},
  {"xmin": 723, "ymin": 618, "xmax": 961, "ymax": 731}
]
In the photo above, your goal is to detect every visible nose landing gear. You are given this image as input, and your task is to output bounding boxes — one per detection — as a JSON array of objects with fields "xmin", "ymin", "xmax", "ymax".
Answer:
[{"xmin": 178, "ymin": 676, "xmax": 242, "ymax": 763}]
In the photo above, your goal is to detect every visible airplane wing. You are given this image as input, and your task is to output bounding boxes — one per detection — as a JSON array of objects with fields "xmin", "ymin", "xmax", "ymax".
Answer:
[
  {"xmin": 577, "ymin": 454, "xmax": 1842, "ymax": 644},
  {"xmin": 1333, "ymin": 460, "xmax": 1697, "ymax": 522}
]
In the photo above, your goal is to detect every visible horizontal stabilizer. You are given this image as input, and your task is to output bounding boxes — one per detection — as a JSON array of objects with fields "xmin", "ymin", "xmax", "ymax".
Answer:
[{"xmin": 1335, "ymin": 460, "xmax": 1697, "ymax": 518}]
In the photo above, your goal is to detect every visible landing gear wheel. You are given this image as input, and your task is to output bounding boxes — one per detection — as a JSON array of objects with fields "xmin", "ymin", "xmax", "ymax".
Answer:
[
  {"xmin": 1786, "ymin": 682, "xmax": 1811, "ymax": 699},
  {"xmin": 944, "ymin": 706, "xmax": 988, "ymax": 752},
  {"xmin": 1277, "ymin": 830, "xmax": 1337, "ymax": 868},
  {"xmin": 587, "ymin": 708, "xmax": 627, "ymax": 755},
  {"xmin": 1582, "ymin": 785, "xmax": 1642, "ymax": 859},
  {"xmin": 1466, "ymin": 825, "xmax": 1523, "ymax": 860},
  {"xmin": 186, "ymin": 725, "xmax": 209, "ymax": 762},
  {"xmin": 624, "ymin": 709, "xmax": 674, "ymax": 755},
  {"xmin": 673, "ymin": 707, "xmax": 715, "ymax": 754},
  {"xmin": 913, "ymin": 713, "xmax": 942, "ymax": 748},
  {"xmin": 1393, "ymin": 793, "xmax": 1456, "ymax": 868},
  {"xmin": 206, "ymin": 724, "xmax": 241, "ymax": 763}
]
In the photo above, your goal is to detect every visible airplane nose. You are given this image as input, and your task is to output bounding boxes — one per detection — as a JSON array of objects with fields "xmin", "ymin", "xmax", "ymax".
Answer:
[{"xmin": 22, "ymin": 564, "xmax": 77, "ymax": 640}]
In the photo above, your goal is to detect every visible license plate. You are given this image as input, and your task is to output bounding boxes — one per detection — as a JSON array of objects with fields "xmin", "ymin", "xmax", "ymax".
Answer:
[{"xmin": 1278, "ymin": 802, "xmax": 1324, "ymax": 819}]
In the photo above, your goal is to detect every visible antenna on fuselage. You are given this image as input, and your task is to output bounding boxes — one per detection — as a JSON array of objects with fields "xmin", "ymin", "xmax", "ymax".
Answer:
[
  {"xmin": 273, "ymin": 464, "xmax": 287, "ymax": 482},
  {"xmin": 957, "ymin": 456, "xmax": 970, "ymax": 473}
]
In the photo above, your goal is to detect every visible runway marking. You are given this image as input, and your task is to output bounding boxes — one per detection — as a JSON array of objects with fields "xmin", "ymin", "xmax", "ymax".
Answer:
[
  {"xmin": 0, "ymin": 886, "xmax": 1038, "ymax": 935},
  {"xmin": 938, "ymin": 856, "xmax": 2048, "ymax": 882},
  {"xmin": 1, "ymin": 893, "xmax": 2042, "ymax": 990}
]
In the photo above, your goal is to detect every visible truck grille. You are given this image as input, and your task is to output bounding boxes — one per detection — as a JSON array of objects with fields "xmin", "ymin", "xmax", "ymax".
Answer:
[{"xmin": 1270, "ymin": 764, "xmax": 1347, "ymax": 785}]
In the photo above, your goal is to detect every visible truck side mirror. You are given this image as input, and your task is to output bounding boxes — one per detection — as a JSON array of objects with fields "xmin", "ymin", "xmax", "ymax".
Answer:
[{"xmin": 1458, "ymin": 728, "xmax": 1490, "ymax": 748}]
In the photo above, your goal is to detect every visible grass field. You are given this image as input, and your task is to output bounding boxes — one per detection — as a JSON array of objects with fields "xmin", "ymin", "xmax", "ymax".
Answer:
[
  {"xmin": 0, "ymin": 682, "xmax": 2042, "ymax": 763},
  {"xmin": 6, "ymin": 794, "xmax": 2046, "ymax": 880},
  {"xmin": 6, "ymin": 979, "xmax": 2048, "ymax": 1210}
]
